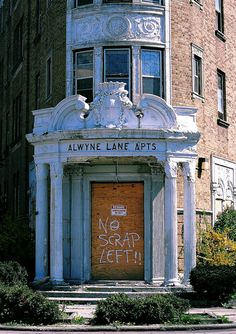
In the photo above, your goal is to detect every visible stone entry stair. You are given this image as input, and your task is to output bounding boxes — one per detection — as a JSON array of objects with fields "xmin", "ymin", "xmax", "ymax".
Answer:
[{"xmin": 39, "ymin": 282, "xmax": 193, "ymax": 319}]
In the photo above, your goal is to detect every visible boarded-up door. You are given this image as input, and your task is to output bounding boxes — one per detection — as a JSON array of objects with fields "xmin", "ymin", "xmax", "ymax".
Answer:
[{"xmin": 91, "ymin": 182, "xmax": 144, "ymax": 280}]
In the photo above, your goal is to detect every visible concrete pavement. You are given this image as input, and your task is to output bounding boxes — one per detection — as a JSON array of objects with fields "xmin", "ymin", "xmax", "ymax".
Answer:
[{"xmin": 1, "ymin": 306, "xmax": 236, "ymax": 332}]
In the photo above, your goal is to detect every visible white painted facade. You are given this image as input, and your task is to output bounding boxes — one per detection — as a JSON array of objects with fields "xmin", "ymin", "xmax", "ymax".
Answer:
[{"xmin": 27, "ymin": 82, "xmax": 200, "ymax": 284}]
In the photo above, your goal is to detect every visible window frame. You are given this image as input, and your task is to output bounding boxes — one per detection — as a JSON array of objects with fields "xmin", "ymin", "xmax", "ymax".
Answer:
[
  {"xmin": 104, "ymin": 47, "xmax": 131, "ymax": 96},
  {"xmin": 217, "ymin": 69, "xmax": 226, "ymax": 122},
  {"xmin": 13, "ymin": 18, "xmax": 23, "ymax": 71},
  {"xmin": 74, "ymin": 49, "xmax": 94, "ymax": 102},
  {"xmin": 74, "ymin": 0, "xmax": 93, "ymax": 6},
  {"xmin": 191, "ymin": 44, "xmax": 204, "ymax": 99},
  {"xmin": 141, "ymin": 48, "xmax": 163, "ymax": 98},
  {"xmin": 46, "ymin": 53, "xmax": 52, "ymax": 99},
  {"xmin": 12, "ymin": 92, "xmax": 22, "ymax": 144},
  {"xmin": 215, "ymin": 0, "xmax": 224, "ymax": 34},
  {"xmin": 35, "ymin": 73, "xmax": 40, "ymax": 109}
]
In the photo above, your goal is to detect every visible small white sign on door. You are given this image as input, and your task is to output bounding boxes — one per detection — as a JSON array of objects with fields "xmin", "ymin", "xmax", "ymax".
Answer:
[{"xmin": 111, "ymin": 205, "xmax": 127, "ymax": 216}]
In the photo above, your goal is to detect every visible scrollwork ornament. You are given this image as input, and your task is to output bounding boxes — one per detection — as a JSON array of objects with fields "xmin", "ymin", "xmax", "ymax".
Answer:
[
  {"xmin": 165, "ymin": 160, "xmax": 177, "ymax": 179},
  {"xmin": 183, "ymin": 161, "xmax": 196, "ymax": 183}
]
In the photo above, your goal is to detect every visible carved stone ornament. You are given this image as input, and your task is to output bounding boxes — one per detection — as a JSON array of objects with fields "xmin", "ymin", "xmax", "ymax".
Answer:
[
  {"xmin": 183, "ymin": 161, "xmax": 196, "ymax": 183},
  {"xmin": 73, "ymin": 14, "xmax": 161, "ymax": 45},
  {"xmin": 165, "ymin": 160, "xmax": 177, "ymax": 179},
  {"xmin": 90, "ymin": 82, "xmax": 137, "ymax": 129}
]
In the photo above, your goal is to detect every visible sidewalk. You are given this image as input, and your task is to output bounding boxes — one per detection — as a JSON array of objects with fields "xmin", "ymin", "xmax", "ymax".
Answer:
[{"xmin": 1, "ymin": 306, "xmax": 236, "ymax": 332}]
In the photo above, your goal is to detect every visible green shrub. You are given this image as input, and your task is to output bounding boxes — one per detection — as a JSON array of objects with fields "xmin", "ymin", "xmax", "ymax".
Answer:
[
  {"xmin": 0, "ymin": 214, "xmax": 34, "ymax": 278},
  {"xmin": 0, "ymin": 261, "xmax": 28, "ymax": 285},
  {"xmin": 0, "ymin": 284, "xmax": 61, "ymax": 325},
  {"xmin": 214, "ymin": 208, "xmax": 236, "ymax": 241},
  {"xmin": 190, "ymin": 264, "xmax": 236, "ymax": 301},
  {"xmin": 93, "ymin": 293, "xmax": 189, "ymax": 325}
]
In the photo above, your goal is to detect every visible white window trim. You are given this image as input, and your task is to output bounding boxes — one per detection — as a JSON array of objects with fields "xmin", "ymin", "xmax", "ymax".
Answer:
[
  {"xmin": 190, "ymin": 0, "xmax": 203, "ymax": 10},
  {"xmin": 191, "ymin": 44, "xmax": 204, "ymax": 100}
]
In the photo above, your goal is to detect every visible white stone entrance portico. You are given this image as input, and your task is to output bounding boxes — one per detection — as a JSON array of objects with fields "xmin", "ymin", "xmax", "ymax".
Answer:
[{"xmin": 27, "ymin": 82, "xmax": 200, "ymax": 285}]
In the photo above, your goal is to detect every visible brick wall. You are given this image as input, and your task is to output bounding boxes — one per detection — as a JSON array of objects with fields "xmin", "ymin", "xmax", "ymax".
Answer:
[{"xmin": 172, "ymin": 0, "xmax": 236, "ymax": 215}]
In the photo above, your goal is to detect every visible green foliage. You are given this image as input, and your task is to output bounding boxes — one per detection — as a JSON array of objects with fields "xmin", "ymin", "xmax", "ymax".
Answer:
[
  {"xmin": 214, "ymin": 208, "xmax": 236, "ymax": 241},
  {"xmin": 93, "ymin": 293, "xmax": 189, "ymax": 325},
  {"xmin": 0, "ymin": 261, "xmax": 28, "ymax": 285},
  {"xmin": 0, "ymin": 214, "xmax": 34, "ymax": 278},
  {"xmin": 190, "ymin": 264, "xmax": 236, "ymax": 301},
  {"xmin": 0, "ymin": 284, "xmax": 61, "ymax": 325},
  {"xmin": 197, "ymin": 228, "xmax": 236, "ymax": 266}
]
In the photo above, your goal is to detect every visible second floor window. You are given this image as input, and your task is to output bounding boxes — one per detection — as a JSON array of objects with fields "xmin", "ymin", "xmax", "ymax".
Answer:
[
  {"xmin": 12, "ymin": 92, "xmax": 22, "ymax": 143},
  {"xmin": 141, "ymin": 49, "xmax": 162, "ymax": 97},
  {"xmin": 104, "ymin": 48, "xmax": 131, "ymax": 94},
  {"xmin": 217, "ymin": 70, "xmax": 226, "ymax": 121},
  {"xmin": 46, "ymin": 55, "xmax": 52, "ymax": 98},
  {"xmin": 215, "ymin": 0, "xmax": 223, "ymax": 33},
  {"xmin": 74, "ymin": 50, "xmax": 93, "ymax": 102},
  {"xmin": 74, "ymin": 0, "xmax": 93, "ymax": 6},
  {"xmin": 13, "ymin": 19, "xmax": 23, "ymax": 69},
  {"xmin": 192, "ymin": 44, "xmax": 203, "ymax": 98}
]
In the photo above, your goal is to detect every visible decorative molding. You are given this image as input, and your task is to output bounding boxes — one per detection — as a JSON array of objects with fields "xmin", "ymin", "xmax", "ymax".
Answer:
[
  {"xmin": 183, "ymin": 161, "xmax": 196, "ymax": 183},
  {"xmin": 90, "ymin": 82, "xmax": 136, "ymax": 129},
  {"xmin": 73, "ymin": 14, "xmax": 162, "ymax": 45},
  {"xmin": 165, "ymin": 160, "xmax": 177, "ymax": 179},
  {"xmin": 50, "ymin": 162, "xmax": 64, "ymax": 179}
]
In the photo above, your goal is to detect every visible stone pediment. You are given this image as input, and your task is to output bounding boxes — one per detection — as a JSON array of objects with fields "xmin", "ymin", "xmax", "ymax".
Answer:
[{"xmin": 31, "ymin": 82, "xmax": 197, "ymax": 135}]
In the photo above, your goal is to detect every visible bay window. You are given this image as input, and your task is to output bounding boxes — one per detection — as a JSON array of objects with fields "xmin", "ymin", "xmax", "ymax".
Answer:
[
  {"xmin": 141, "ymin": 49, "xmax": 162, "ymax": 97},
  {"xmin": 74, "ymin": 50, "xmax": 94, "ymax": 102},
  {"xmin": 104, "ymin": 48, "xmax": 131, "ymax": 94}
]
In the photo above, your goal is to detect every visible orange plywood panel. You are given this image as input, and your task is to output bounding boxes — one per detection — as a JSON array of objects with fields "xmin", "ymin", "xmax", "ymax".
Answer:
[{"xmin": 91, "ymin": 183, "xmax": 144, "ymax": 280}]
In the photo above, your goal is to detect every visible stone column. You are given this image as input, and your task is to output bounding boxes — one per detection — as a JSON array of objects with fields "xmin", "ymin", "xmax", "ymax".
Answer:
[
  {"xmin": 71, "ymin": 166, "xmax": 84, "ymax": 281},
  {"xmin": 94, "ymin": 47, "xmax": 103, "ymax": 95},
  {"xmin": 183, "ymin": 160, "xmax": 196, "ymax": 283},
  {"xmin": 132, "ymin": 46, "xmax": 140, "ymax": 105},
  {"xmin": 151, "ymin": 165, "xmax": 165, "ymax": 285},
  {"xmin": 164, "ymin": 160, "xmax": 179, "ymax": 285},
  {"xmin": 34, "ymin": 163, "xmax": 49, "ymax": 281},
  {"xmin": 50, "ymin": 162, "xmax": 64, "ymax": 283}
]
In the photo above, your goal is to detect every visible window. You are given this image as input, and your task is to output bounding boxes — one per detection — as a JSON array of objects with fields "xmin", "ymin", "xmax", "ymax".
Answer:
[
  {"xmin": 35, "ymin": 73, "xmax": 40, "ymax": 109},
  {"xmin": 103, "ymin": 0, "xmax": 131, "ymax": 3},
  {"xmin": 13, "ymin": 171, "xmax": 20, "ymax": 217},
  {"xmin": 46, "ymin": 55, "xmax": 52, "ymax": 98},
  {"xmin": 142, "ymin": 0, "xmax": 164, "ymax": 4},
  {"xmin": 74, "ymin": 0, "xmax": 93, "ymax": 6},
  {"xmin": 35, "ymin": 0, "xmax": 41, "ymax": 35},
  {"xmin": 217, "ymin": 70, "xmax": 226, "ymax": 121},
  {"xmin": 47, "ymin": 0, "xmax": 53, "ymax": 7},
  {"xmin": 141, "ymin": 49, "xmax": 162, "ymax": 97},
  {"xmin": 192, "ymin": 44, "xmax": 203, "ymax": 98},
  {"xmin": 13, "ymin": 19, "xmax": 23, "ymax": 69},
  {"xmin": 104, "ymin": 48, "xmax": 130, "ymax": 94},
  {"xmin": 74, "ymin": 50, "xmax": 93, "ymax": 102},
  {"xmin": 190, "ymin": 0, "xmax": 202, "ymax": 8},
  {"xmin": 12, "ymin": 92, "xmax": 22, "ymax": 143},
  {"xmin": 215, "ymin": 0, "xmax": 224, "ymax": 33}
]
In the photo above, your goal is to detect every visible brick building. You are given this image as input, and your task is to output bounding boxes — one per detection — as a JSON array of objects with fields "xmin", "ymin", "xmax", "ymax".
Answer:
[{"xmin": 0, "ymin": 0, "xmax": 236, "ymax": 284}]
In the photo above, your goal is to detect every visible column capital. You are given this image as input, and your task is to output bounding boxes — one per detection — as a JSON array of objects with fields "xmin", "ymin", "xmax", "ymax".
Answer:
[
  {"xmin": 165, "ymin": 160, "xmax": 177, "ymax": 179},
  {"xmin": 50, "ymin": 162, "xmax": 63, "ymax": 179},
  {"xmin": 35, "ymin": 163, "xmax": 48, "ymax": 180},
  {"xmin": 183, "ymin": 160, "xmax": 196, "ymax": 183}
]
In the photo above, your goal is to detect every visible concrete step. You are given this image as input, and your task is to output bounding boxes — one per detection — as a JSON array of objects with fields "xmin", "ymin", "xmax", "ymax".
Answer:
[{"xmin": 47, "ymin": 297, "xmax": 103, "ymax": 305}]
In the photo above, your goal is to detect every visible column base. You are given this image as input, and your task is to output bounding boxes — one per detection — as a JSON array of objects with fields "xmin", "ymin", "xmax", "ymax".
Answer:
[
  {"xmin": 151, "ymin": 278, "xmax": 165, "ymax": 286},
  {"xmin": 33, "ymin": 276, "xmax": 50, "ymax": 284},
  {"xmin": 49, "ymin": 278, "xmax": 65, "ymax": 285},
  {"xmin": 165, "ymin": 278, "xmax": 181, "ymax": 287}
]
